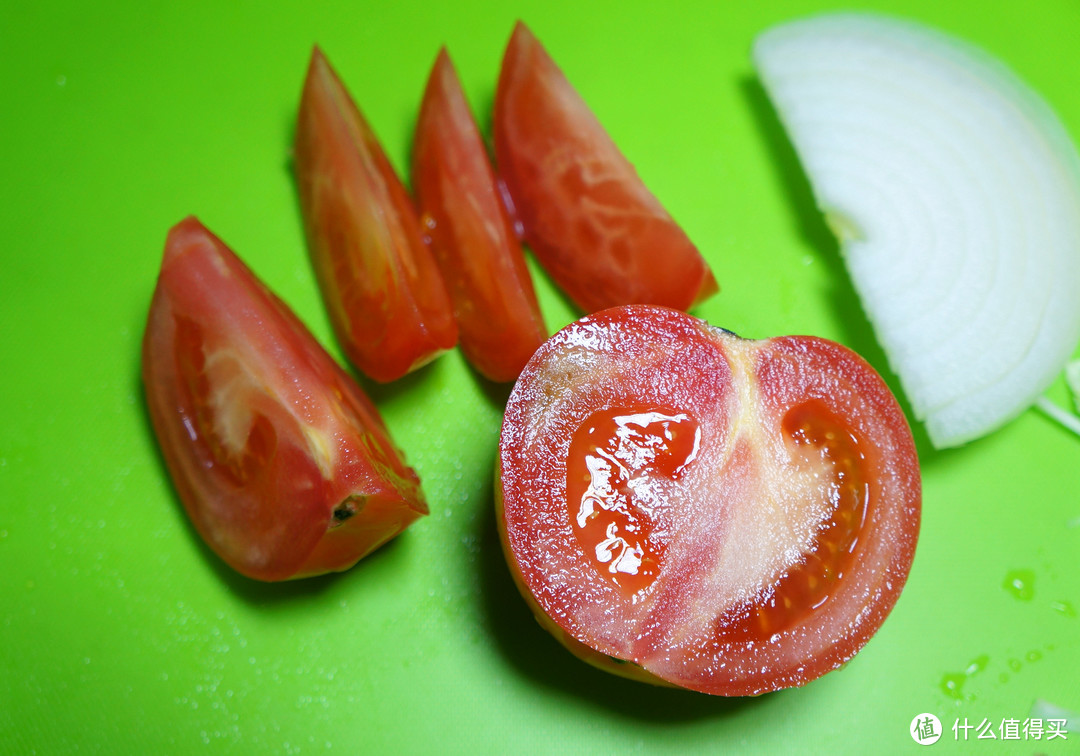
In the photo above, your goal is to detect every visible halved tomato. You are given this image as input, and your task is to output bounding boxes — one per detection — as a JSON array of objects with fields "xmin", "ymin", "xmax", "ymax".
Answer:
[
  {"xmin": 412, "ymin": 48, "xmax": 548, "ymax": 383},
  {"xmin": 294, "ymin": 47, "xmax": 457, "ymax": 383},
  {"xmin": 143, "ymin": 217, "xmax": 428, "ymax": 581},
  {"xmin": 493, "ymin": 23, "xmax": 718, "ymax": 314},
  {"xmin": 497, "ymin": 305, "xmax": 920, "ymax": 696}
]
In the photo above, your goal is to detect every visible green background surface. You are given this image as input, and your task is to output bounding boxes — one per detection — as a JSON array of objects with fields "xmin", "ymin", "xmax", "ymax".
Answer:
[{"xmin": 2, "ymin": 0, "xmax": 1078, "ymax": 753}]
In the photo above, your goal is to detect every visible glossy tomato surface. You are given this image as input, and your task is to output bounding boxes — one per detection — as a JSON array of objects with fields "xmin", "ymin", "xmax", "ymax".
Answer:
[
  {"xmin": 498, "ymin": 305, "xmax": 920, "ymax": 696},
  {"xmin": 295, "ymin": 47, "xmax": 457, "ymax": 383},
  {"xmin": 412, "ymin": 48, "xmax": 548, "ymax": 383},
  {"xmin": 143, "ymin": 217, "xmax": 428, "ymax": 581},
  {"xmin": 493, "ymin": 23, "xmax": 718, "ymax": 314}
]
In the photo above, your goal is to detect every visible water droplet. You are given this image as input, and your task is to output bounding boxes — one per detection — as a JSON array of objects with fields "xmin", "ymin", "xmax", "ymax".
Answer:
[
  {"xmin": 1008, "ymin": 658, "xmax": 1022, "ymax": 672},
  {"xmin": 940, "ymin": 673, "xmax": 969, "ymax": 701},
  {"xmin": 1003, "ymin": 569, "xmax": 1035, "ymax": 601},
  {"xmin": 1050, "ymin": 600, "xmax": 1076, "ymax": 618},
  {"xmin": 965, "ymin": 654, "xmax": 989, "ymax": 675},
  {"xmin": 1026, "ymin": 649, "xmax": 1043, "ymax": 663},
  {"xmin": 999, "ymin": 672, "xmax": 1010, "ymax": 684},
  {"xmin": 940, "ymin": 654, "xmax": 989, "ymax": 701}
]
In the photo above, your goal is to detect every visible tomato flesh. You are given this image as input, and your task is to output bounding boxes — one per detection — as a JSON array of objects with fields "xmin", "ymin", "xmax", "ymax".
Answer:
[
  {"xmin": 295, "ymin": 47, "xmax": 457, "ymax": 383},
  {"xmin": 143, "ymin": 217, "xmax": 428, "ymax": 581},
  {"xmin": 716, "ymin": 400, "xmax": 869, "ymax": 642},
  {"xmin": 173, "ymin": 315, "xmax": 280, "ymax": 486},
  {"xmin": 498, "ymin": 305, "xmax": 920, "ymax": 695},
  {"xmin": 567, "ymin": 407, "xmax": 700, "ymax": 598},
  {"xmin": 412, "ymin": 48, "xmax": 547, "ymax": 382},
  {"xmin": 493, "ymin": 23, "xmax": 718, "ymax": 314}
]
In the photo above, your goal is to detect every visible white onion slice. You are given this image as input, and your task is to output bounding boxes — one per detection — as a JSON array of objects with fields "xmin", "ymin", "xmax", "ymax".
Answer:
[
  {"xmin": 1067, "ymin": 359, "xmax": 1080, "ymax": 413},
  {"xmin": 753, "ymin": 12, "xmax": 1080, "ymax": 448}
]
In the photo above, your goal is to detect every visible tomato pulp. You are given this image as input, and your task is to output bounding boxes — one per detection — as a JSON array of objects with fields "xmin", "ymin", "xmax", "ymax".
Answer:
[
  {"xmin": 412, "ymin": 48, "xmax": 547, "ymax": 382},
  {"xmin": 295, "ymin": 47, "xmax": 457, "ymax": 383},
  {"xmin": 143, "ymin": 217, "xmax": 428, "ymax": 581},
  {"xmin": 497, "ymin": 306, "xmax": 920, "ymax": 695},
  {"xmin": 493, "ymin": 23, "xmax": 717, "ymax": 314}
]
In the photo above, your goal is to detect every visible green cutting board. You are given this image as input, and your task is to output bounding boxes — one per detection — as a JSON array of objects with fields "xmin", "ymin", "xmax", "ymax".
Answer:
[{"xmin": 2, "ymin": 0, "xmax": 1077, "ymax": 752}]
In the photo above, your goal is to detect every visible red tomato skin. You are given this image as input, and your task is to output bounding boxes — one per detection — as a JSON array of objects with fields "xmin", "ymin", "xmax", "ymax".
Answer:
[
  {"xmin": 295, "ymin": 47, "xmax": 457, "ymax": 383},
  {"xmin": 498, "ymin": 305, "xmax": 920, "ymax": 696},
  {"xmin": 143, "ymin": 217, "xmax": 428, "ymax": 582},
  {"xmin": 412, "ymin": 48, "xmax": 548, "ymax": 382},
  {"xmin": 493, "ymin": 23, "xmax": 718, "ymax": 314}
]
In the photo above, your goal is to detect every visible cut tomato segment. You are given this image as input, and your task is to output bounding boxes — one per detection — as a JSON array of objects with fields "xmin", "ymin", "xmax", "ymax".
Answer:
[
  {"xmin": 295, "ymin": 47, "xmax": 457, "ymax": 383},
  {"xmin": 143, "ymin": 217, "xmax": 428, "ymax": 581},
  {"xmin": 493, "ymin": 23, "xmax": 718, "ymax": 314},
  {"xmin": 498, "ymin": 306, "xmax": 920, "ymax": 696},
  {"xmin": 412, "ymin": 48, "xmax": 547, "ymax": 382}
]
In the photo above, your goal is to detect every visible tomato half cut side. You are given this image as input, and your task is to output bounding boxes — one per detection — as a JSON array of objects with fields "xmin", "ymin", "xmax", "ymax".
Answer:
[
  {"xmin": 412, "ymin": 48, "xmax": 548, "ymax": 382},
  {"xmin": 493, "ymin": 23, "xmax": 718, "ymax": 314},
  {"xmin": 143, "ymin": 217, "xmax": 428, "ymax": 582},
  {"xmin": 497, "ymin": 305, "xmax": 920, "ymax": 696},
  {"xmin": 295, "ymin": 47, "xmax": 457, "ymax": 383}
]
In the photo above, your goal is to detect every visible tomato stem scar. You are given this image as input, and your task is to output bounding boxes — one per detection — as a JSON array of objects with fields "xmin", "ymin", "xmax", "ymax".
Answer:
[{"xmin": 331, "ymin": 495, "xmax": 365, "ymax": 527}]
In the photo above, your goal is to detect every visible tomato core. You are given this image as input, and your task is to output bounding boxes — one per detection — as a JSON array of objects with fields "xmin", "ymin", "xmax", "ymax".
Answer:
[
  {"xmin": 718, "ymin": 400, "xmax": 869, "ymax": 640},
  {"xmin": 174, "ymin": 315, "xmax": 277, "ymax": 485},
  {"xmin": 566, "ymin": 407, "xmax": 701, "ymax": 599}
]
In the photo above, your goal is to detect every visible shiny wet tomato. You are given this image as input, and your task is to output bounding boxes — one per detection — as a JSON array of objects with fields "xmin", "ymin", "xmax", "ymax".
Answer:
[
  {"xmin": 295, "ymin": 47, "xmax": 457, "ymax": 383},
  {"xmin": 497, "ymin": 305, "xmax": 920, "ymax": 696},
  {"xmin": 412, "ymin": 48, "xmax": 548, "ymax": 382},
  {"xmin": 143, "ymin": 217, "xmax": 428, "ymax": 581},
  {"xmin": 493, "ymin": 23, "xmax": 718, "ymax": 314}
]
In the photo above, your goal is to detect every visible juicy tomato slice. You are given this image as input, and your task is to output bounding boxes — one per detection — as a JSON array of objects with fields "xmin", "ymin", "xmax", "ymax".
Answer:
[
  {"xmin": 493, "ymin": 23, "xmax": 718, "ymax": 314},
  {"xmin": 143, "ymin": 217, "xmax": 428, "ymax": 581},
  {"xmin": 294, "ymin": 47, "xmax": 457, "ymax": 383},
  {"xmin": 412, "ymin": 48, "xmax": 548, "ymax": 382},
  {"xmin": 497, "ymin": 305, "xmax": 920, "ymax": 696}
]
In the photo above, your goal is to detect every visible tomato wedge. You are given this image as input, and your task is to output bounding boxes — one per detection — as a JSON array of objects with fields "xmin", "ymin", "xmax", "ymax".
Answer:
[
  {"xmin": 412, "ymin": 48, "xmax": 548, "ymax": 383},
  {"xmin": 295, "ymin": 47, "xmax": 457, "ymax": 383},
  {"xmin": 493, "ymin": 23, "xmax": 718, "ymax": 314},
  {"xmin": 143, "ymin": 217, "xmax": 428, "ymax": 581},
  {"xmin": 498, "ymin": 306, "xmax": 920, "ymax": 696}
]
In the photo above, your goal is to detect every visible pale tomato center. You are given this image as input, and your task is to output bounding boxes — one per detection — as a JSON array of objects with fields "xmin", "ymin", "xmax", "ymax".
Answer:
[
  {"xmin": 718, "ymin": 400, "xmax": 869, "ymax": 640},
  {"xmin": 174, "ymin": 315, "xmax": 277, "ymax": 485},
  {"xmin": 566, "ymin": 407, "xmax": 701, "ymax": 598}
]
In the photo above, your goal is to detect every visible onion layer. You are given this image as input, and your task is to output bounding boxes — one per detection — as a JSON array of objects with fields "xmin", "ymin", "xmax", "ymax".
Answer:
[{"xmin": 754, "ymin": 12, "xmax": 1080, "ymax": 448}]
